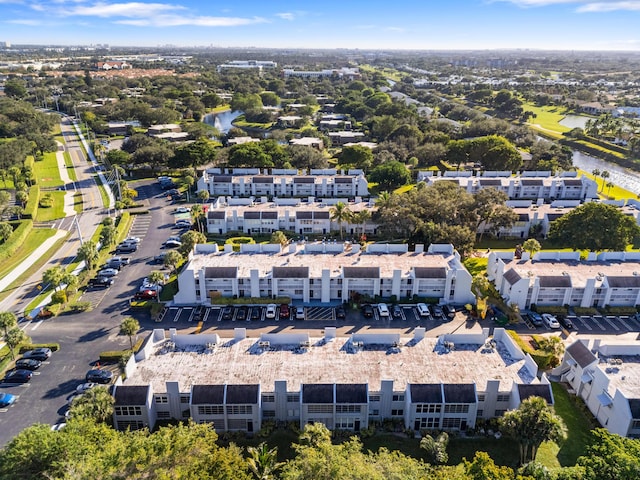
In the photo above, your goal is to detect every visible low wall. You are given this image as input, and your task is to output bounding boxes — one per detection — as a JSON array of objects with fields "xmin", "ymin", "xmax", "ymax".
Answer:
[
  {"xmin": 351, "ymin": 333, "xmax": 400, "ymax": 345},
  {"xmin": 170, "ymin": 331, "xmax": 220, "ymax": 348},
  {"xmin": 260, "ymin": 332, "xmax": 310, "ymax": 345}
]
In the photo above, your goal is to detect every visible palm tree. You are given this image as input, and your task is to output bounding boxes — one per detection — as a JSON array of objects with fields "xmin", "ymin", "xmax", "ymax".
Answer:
[
  {"xmin": 606, "ymin": 181, "xmax": 614, "ymax": 196},
  {"xmin": 246, "ymin": 443, "xmax": 284, "ymax": 480},
  {"xmin": 148, "ymin": 271, "xmax": 166, "ymax": 303},
  {"xmin": 77, "ymin": 240, "xmax": 99, "ymax": 270},
  {"xmin": 329, "ymin": 201, "xmax": 352, "ymax": 239},
  {"xmin": 43, "ymin": 266, "xmax": 65, "ymax": 291},
  {"xmin": 375, "ymin": 191, "xmax": 392, "ymax": 210},
  {"xmin": 68, "ymin": 386, "xmax": 115, "ymax": 424},
  {"xmin": 190, "ymin": 204, "xmax": 205, "ymax": 233},
  {"xmin": 120, "ymin": 316, "xmax": 140, "ymax": 350},
  {"xmin": 352, "ymin": 209, "xmax": 371, "ymax": 237},
  {"xmin": 522, "ymin": 238, "xmax": 541, "ymax": 259},
  {"xmin": 600, "ymin": 170, "xmax": 610, "ymax": 193}
]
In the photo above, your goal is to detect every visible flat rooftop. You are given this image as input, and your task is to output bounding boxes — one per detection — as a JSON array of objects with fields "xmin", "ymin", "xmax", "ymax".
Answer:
[
  {"xmin": 505, "ymin": 258, "xmax": 640, "ymax": 288},
  {"xmin": 599, "ymin": 354, "xmax": 640, "ymax": 399},
  {"xmin": 125, "ymin": 336, "xmax": 539, "ymax": 394},
  {"xmin": 187, "ymin": 248, "xmax": 456, "ymax": 279}
]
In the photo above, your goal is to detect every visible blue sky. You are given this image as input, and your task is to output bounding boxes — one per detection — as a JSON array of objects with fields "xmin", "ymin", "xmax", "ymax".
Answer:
[{"xmin": 1, "ymin": 0, "xmax": 640, "ymax": 50}]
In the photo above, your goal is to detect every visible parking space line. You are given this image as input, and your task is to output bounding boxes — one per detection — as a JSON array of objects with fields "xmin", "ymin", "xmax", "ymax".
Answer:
[
  {"xmin": 578, "ymin": 316, "xmax": 593, "ymax": 331},
  {"xmin": 618, "ymin": 316, "xmax": 633, "ymax": 331},
  {"xmin": 202, "ymin": 309, "xmax": 211, "ymax": 322},
  {"xmin": 628, "ymin": 316, "xmax": 640, "ymax": 330},
  {"xmin": 604, "ymin": 316, "xmax": 620, "ymax": 331},
  {"xmin": 187, "ymin": 308, "xmax": 196, "ymax": 322},
  {"xmin": 592, "ymin": 316, "xmax": 607, "ymax": 331},
  {"xmin": 171, "ymin": 308, "xmax": 181, "ymax": 322}
]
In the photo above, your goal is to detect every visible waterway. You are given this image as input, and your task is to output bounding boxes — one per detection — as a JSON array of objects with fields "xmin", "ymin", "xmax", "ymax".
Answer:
[
  {"xmin": 572, "ymin": 150, "xmax": 640, "ymax": 194},
  {"xmin": 203, "ymin": 110, "xmax": 242, "ymax": 134}
]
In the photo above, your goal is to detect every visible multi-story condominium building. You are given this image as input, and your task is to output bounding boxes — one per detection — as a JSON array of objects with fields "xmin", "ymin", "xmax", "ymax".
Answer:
[
  {"xmin": 197, "ymin": 168, "xmax": 369, "ymax": 199},
  {"xmin": 418, "ymin": 171, "xmax": 598, "ymax": 201},
  {"xmin": 113, "ymin": 327, "xmax": 552, "ymax": 433},
  {"xmin": 488, "ymin": 250, "xmax": 640, "ymax": 309},
  {"xmin": 173, "ymin": 243, "xmax": 475, "ymax": 306},
  {"xmin": 216, "ymin": 60, "xmax": 277, "ymax": 73},
  {"xmin": 555, "ymin": 339, "xmax": 640, "ymax": 438},
  {"xmin": 205, "ymin": 197, "xmax": 376, "ymax": 236},
  {"xmin": 282, "ymin": 67, "xmax": 360, "ymax": 80}
]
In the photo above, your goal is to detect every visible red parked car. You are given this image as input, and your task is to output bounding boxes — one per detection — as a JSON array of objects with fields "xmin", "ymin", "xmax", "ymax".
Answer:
[{"xmin": 279, "ymin": 304, "xmax": 290, "ymax": 319}]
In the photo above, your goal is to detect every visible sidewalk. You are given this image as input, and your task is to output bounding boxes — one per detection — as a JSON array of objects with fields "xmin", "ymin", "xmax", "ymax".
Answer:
[
  {"xmin": 56, "ymin": 143, "xmax": 77, "ymax": 218},
  {"xmin": 0, "ymin": 229, "xmax": 67, "ymax": 296}
]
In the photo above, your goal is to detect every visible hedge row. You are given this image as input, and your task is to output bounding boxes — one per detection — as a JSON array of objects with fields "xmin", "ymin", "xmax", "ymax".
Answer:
[
  {"xmin": 22, "ymin": 185, "xmax": 39, "ymax": 219},
  {"xmin": 0, "ymin": 220, "xmax": 33, "ymax": 261},
  {"xmin": 19, "ymin": 343, "xmax": 60, "ymax": 352}
]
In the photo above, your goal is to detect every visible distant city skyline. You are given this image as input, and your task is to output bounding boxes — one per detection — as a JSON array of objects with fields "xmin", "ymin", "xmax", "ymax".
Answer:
[{"xmin": 1, "ymin": 0, "xmax": 640, "ymax": 51}]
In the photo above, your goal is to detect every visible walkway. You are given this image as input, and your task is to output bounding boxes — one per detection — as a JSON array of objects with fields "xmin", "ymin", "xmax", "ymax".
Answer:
[{"xmin": 55, "ymin": 142, "xmax": 77, "ymax": 218}]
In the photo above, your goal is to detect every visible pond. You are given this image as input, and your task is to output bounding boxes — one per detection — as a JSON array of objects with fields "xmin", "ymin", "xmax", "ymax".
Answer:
[
  {"xmin": 559, "ymin": 115, "xmax": 590, "ymax": 130},
  {"xmin": 203, "ymin": 110, "xmax": 242, "ymax": 134}
]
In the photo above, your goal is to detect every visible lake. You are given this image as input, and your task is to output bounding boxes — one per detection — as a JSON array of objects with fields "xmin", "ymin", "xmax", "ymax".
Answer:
[
  {"xmin": 572, "ymin": 150, "xmax": 640, "ymax": 195},
  {"xmin": 559, "ymin": 115, "xmax": 589, "ymax": 130},
  {"xmin": 203, "ymin": 110, "xmax": 242, "ymax": 134}
]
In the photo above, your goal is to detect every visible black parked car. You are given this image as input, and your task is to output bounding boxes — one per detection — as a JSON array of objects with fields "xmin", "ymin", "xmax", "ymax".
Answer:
[
  {"xmin": 222, "ymin": 305, "xmax": 234, "ymax": 321},
  {"xmin": 442, "ymin": 305, "xmax": 456, "ymax": 319},
  {"xmin": 236, "ymin": 306, "xmax": 248, "ymax": 321},
  {"xmin": 251, "ymin": 307, "xmax": 262, "ymax": 321},
  {"xmin": 89, "ymin": 276, "xmax": 114, "ymax": 288},
  {"xmin": 361, "ymin": 304, "xmax": 374, "ymax": 318},
  {"xmin": 15, "ymin": 358, "xmax": 42, "ymax": 371},
  {"xmin": 22, "ymin": 348, "xmax": 52, "ymax": 361},
  {"xmin": 4, "ymin": 369, "xmax": 33, "ymax": 383},
  {"xmin": 391, "ymin": 304, "xmax": 403, "ymax": 319},
  {"xmin": 335, "ymin": 305, "xmax": 346, "ymax": 319},
  {"xmin": 85, "ymin": 369, "xmax": 113, "ymax": 384},
  {"xmin": 558, "ymin": 315, "xmax": 575, "ymax": 330}
]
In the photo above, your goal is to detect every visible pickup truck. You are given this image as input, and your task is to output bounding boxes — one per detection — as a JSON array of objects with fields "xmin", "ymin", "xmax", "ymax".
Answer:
[{"xmin": 106, "ymin": 256, "xmax": 130, "ymax": 269}]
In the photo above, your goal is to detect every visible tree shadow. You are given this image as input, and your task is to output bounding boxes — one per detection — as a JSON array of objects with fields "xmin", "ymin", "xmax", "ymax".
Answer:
[{"xmin": 77, "ymin": 327, "xmax": 111, "ymax": 343}]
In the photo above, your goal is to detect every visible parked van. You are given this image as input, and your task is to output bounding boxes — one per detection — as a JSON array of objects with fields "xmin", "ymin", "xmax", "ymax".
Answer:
[
  {"xmin": 377, "ymin": 303, "xmax": 390, "ymax": 317},
  {"xmin": 417, "ymin": 303, "xmax": 430, "ymax": 317}
]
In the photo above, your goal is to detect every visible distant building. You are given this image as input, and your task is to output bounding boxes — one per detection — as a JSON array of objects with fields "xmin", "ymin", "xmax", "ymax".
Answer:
[
  {"xmin": 216, "ymin": 60, "xmax": 277, "ymax": 74},
  {"xmin": 283, "ymin": 67, "xmax": 360, "ymax": 80}
]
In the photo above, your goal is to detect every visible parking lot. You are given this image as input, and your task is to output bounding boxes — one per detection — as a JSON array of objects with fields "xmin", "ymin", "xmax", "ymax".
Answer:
[{"xmin": 520, "ymin": 313, "xmax": 640, "ymax": 334}]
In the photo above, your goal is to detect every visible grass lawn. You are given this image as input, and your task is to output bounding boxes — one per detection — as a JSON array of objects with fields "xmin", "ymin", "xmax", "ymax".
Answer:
[
  {"xmin": 0, "ymin": 231, "xmax": 68, "ymax": 304},
  {"xmin": 0, "ymin": 228, "xmax": 57, "ymax": 281},
  {"xmin": 544, "ymin": 382, "xmax": 594, "ymax": 467},
  {"xmin": 64, "ymin": 152, "xmax": 78, "ymax": 182},
  {"xmin": 73, "ymin": 192, "xmax": 83, "ymax": 214},
  {"xmin": 447, "ymin": 437, "xmax": 520, "ymax": 467},
  {"xmin": 575, "ymin": 140, "xmax": 626, "ymax": 159},
  {"xmin": 522, "ymin": 102, "xmax": 571, "ymax": 134},
  {"xmin": 463, "ymin": 257, "xmax": 488, "ymax": 277},
  {"xmin": 94, "ymin": 174, "xmax": 111, "ymax": 208},
  {"xmin": 35, "ymin": 191, "xmax": 66, "ymax": 221},
  {"xmin": 578, "ymin": 169, "xmax": 639, "ymax": 201},
  {"xmin": 33, "ymin": 152, "xmax": 63, "ymax": 188}
]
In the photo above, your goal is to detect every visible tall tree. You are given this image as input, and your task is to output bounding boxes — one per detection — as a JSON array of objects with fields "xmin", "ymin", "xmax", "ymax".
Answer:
[
  {"xmin": 68, "ymin": 386, "xmax": 115, "ymax": 424},
  {"xmin": 330, "ymin": 201, "xmax": 352, "ymax": 239},
  {"xmin": 473, "ymin": 188, "xmax": 518, "ymax": 241},
  {"xmin": 548, "ymin": 202, "xmax": 640, "ymax": 251},
  {"xmin": 179, "ymin": 231, "xmax": 206, "ymax": 256},
  {"xmin": 4, "ymin": 326, "xmax": 28, "ymax": 360},
  {"xmin": 338, "ymin": 145, "xmax": 374, "ymax": 172},
  {"xmin": 368, "ymin": 161, "xmax": 411, "ymax": 191},
  {"xmin": 120, "ymin": 316, "xmax": 140, "ymax": 350},
  {"xmin": 0, "ymin": 311, "xmax": 17, "ymax": 336},
  {"xmin": 42, "ymin": 266, "xmax": 65, "ymax": 291},
  {"xmin": 163, "ymin": 250, "xmax": 183, "ymax": 274},
  {"xmin": 246, "ymin": 442, "xmax": 284, "ymax": 480},
  {"xmin": 77, "ymin": 241, "xmax": 99, "ymax": 270},
  {"xmin": 578, "ymin": 428, "xmax": 640, "ymax": 480},
  {"xmin": 499, "ymin": 396, "xmax": 567, "ymax": 465}
]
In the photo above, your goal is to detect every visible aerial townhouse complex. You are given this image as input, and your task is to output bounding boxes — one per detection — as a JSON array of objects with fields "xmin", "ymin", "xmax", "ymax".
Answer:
[{"xmin": 112, "ymin": 327, "xmax": 552, "ymax": 433}]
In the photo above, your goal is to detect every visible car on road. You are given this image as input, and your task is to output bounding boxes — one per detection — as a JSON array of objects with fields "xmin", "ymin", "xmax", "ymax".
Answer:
[
  {"xmin": 134, "ymin": 289, "xmax": 158, "ymax": 300},
  {"xmin": 528, "ymin": 312, "xmax": 544, "ymax": 327},
  {"xmin": 22, "ymin": 347, "xmax": 52, "ymax": 361},
  {"xmin": 222, "ymin": 305, "xmax": 234, "ymax": 321},
  {"xmin": 89, "ymin": 276, "xmax": 114, "ymax": 288},
  {"xmin": 335, "ymin": 304, "xmax": 346, "ymax": 319},
  {"xmin": 279, "ymin": 304, "xmax": 290, "ymax": 320},
  {"xmin": 295, "ymin": 306, "xmax": 305, "ymax": 320},
  {"xmin": 265, "ymin": 304, "xmax": 277, "ymax": 319},
  {"xmin": 85, "ymin": 369, "xmax": 113, "ymax": 384},
  {"xmin": 163, "ymin": 239, "xmax": 182, "ymax": 248},
  {"xmin": 391, "ymin": 304, "xmax": 403, "ymax": 319},
  {"xmin": 76, "ymin": 383, "xmax": 97, "ymax": 393},
  {"xmin": 377, "ymin": 303, "xmax": 390, "ymax": 317},
  {"xmin": 15, "ymin": 358, "xmax": 41, "ymax": 370},
  {"xmin": 361, "ymin": 304, "xmax": 374, "ymax": 318},
  {"xmin": 106, "ymin": 256, "xmax": 130, "ymax": 269},
  {"xmin": 97, "ymin": 268, "xmax": 119, "ymax": 277},
  {"xmin": 251, "ymin": 307, "xmax": 262, "ymax": 321},
  {"xmin": 558, "ymin": 315, "xmax": 575, "ymax": 330},
  {"xmin": 0, "ymin": 392, "xmax": 17, "ymax": 408},
  {"xmin": 174, "ymin": 207, "xmax": 190, "ymax": 213},
  {"xmin": 236, "ymin": 306, "xmax": 248, "ymax": 321},
  {"xmin": 542, "ymin": 313, "xmax": 561, "ymax": 329},
  {"xmin": 4, "ymin": 369, "xmax": 33, "ymax": 383}
]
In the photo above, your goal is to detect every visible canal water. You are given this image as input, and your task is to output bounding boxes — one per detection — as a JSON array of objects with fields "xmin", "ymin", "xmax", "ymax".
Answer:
[{"xmin": 572, "ymin": 150, "xmax": 640, "ymax": 195}]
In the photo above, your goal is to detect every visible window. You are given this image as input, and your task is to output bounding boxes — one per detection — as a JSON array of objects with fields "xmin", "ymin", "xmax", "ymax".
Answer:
[
  {"xmin": 336, "ymin": 405, "xmax": 361, "ymax": 413},
  {"xmin": 115, "ymin": 406, "xmax": 142, "ymax": 416},
  {"xmin": 295, "ymin": 289, "xmax": 303, "ymax": 295},
  {"xmin": 117, "ymin": 420, "xmax": 144, "ymax": 430},
  {"xmin": 442, "ymin": 418, "xmax": 462, "ymax": 429},
  {"xmin": 495, "ymin": 409, "xmax": 506, "ymax": 417},
  {"xmin": 263, "ymin": 410, "xmax": 276, "ymax": 418},
  {"xmin": 477, "ymin": 395, "xmax": 485, "ymax": 402},
  {"xmin": 228, "ymin": 419, "xmax": 247, "ymax": 430},
  {"xmin": 444, "ymin": 404, "xmax": 469, "ymax": 414},
  {"xmin": 287, "ymin": 409, "xmax": 299, "ymax": 417},
  {"xmin": 308, "ymin": 404, "xmax": 333, "ymax": 414},
  {"xmin": 262, "ymin": 394, "xmax": 275, "ymax": 403},
  {"xmin": 180, "ymin": 395, "xmax": 190, "ymax": 404},
  {"xmin": 197, "ymin": 405, "xmax": 224, "ymax": 415},
  {"xmin": 496, "ymin": 394, "xmax": 510, "ymax": 402},
  {"xmin": 157, "ymin": 411, "xmax": 171, "ymax": 419},
  {"xmin": 391, "ymin": 409, "xmax": 404, "ymax": 416},
  {"xmin": 336, "ymin": 418, "xmax": 355, "ymax": 429},
  {"xmin": 227, "ymin": 405, "xmax": 253, "ymax": 415},
  {"xmin": 416, "ymin": 404, "xmax": 441, "ymax": 414},
  {"xmin": 418, "ymin": 417, "xmax": 440, "ymax": 429},
  {"xmin": 287, "ymin": 394, "xmax": 300, "ymax": 403},
  {"xmin": 392, "ymin": 394, "xmax": 405, "ymax": 402},
  {"xmin": 155, "ymin": 395, "xmax": 168, "ymax": 404},
  {"xmin": 476, "ymin": 410, "xmax": 484, "ymax": 417},
  {"xmin": 369, "ymin": 409, "xmax": 379, "ymax": 416},
  {"xmin": 369, "ymin": 395, "xmax": 381, "ymax": 402}
]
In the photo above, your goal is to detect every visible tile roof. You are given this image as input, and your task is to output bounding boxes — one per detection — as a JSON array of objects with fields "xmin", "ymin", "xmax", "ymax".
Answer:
[
  {"xmin": 343, "ymin": 266, "xmax": 380, "ymax": 278},
  {"xmin": 607, "ymin": 276, "xmax": 640, "ymax": 288},
  {"xmin": 629, "ymin": 399, "xmax": 640, "ymax": 419},
  {"xmin": 539, "ymin": 276, "xmax": 572, "ymax": 288},
  {"xmin": 414, "ymin": 267, "xmax": 447, "ymax": 279},
  {"xmin": 226, "ymin": 384, "xmax": 259, "ymax": 404},
  {"xmin": 503, "ymin": 268, "xmax": 522, "ymax": 285},
  {"xmin": 518, "ymin": 384, "xmax": 553, "ymax": 404},
  {"xmin": 443, "ymin": 384, "xmax": 476, "ymax": 404},
  {"xmin": 273, "ymin": 266, "xmax": 310, "ymax": 278},
  {"xmin": 204, "ymin": 267, "xmax": 237, "ymax": 279}
]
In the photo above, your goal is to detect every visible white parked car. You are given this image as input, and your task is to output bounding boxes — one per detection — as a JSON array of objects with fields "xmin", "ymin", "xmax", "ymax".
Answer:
[
  {"xmin": 174, "ymin": 207, "xmax": 190, "ymax": 214},
  {"xmin": 265, "ymin": 304, "xmax": 277, "ymax": 319},
  {"xmin": 124, "ymin": 236, "xmax": 141, "ymax": 244},
  {"xmin": 542, "ymin": 313, "xmax": 561, "ymax": 329},
  {"xmin": 377, "ymin": 303, "xmax": 390, "ymax": 317},
  {"xmin": 163, "ymin": 239, "xmax": 182, "ymax": 248},
  {"xmin": 97, "ymin": 268, "xmax": 119, "ymax": 277},
  {"xmin": 76, "ymin": 383, "xmax": 97, "ymax": 393}
]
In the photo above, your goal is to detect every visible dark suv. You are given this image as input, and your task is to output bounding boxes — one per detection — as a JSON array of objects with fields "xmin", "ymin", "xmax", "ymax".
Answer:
[
  {"xmin": 85, "ymin": 369, "xmax": 113, "ymax": 384},
  {"xmin": 361, "ymin": 304, "xmax": 374, "ymax": 318},
  {"xmin": 22, "ymin": 348, "xmax": 52, "ymax": 361}
]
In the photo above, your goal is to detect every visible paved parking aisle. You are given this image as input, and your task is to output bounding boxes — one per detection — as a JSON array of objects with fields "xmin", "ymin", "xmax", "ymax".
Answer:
[
  {"xmin": 306, "ymin": 306, "xmax": 334, "ymax": 321},
  {"xmin": 577, "ymin": 316, "xmax": 593, "ymax": 331},
  {"xmin": 603, "ymin": 316, "xmax": 621, "ymax": 331},
  {"xmin": 128, "ymin": 214, "xmax": 152, "ymax": 240},
  {"xmin": 628, "ymin": 315, "xmax": 640, "ymax": 330},
  {"xmin": 80, "ymin": 286, "xmax": 111, "ymax": 308},
  {"xmin": 167, "ymin": 307, "xmax": 181, "ymax": 322},
  {"xmin": 591, "ymin": 315, "xmax": 607, "ymax": 331},
  {"xmin": 203, "ymin": 307, "xmax": 219, "ymax": 322},
  {"xmin": 178, "ymin": 307, "xmax": 193, "ymax": 322}
]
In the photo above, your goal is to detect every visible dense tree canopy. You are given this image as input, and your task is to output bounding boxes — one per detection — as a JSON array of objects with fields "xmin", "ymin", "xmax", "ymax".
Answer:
[
  {"xmin": 548, "ymin": 202, "xmax": 640, "ymax": 251},
  {"xmin": 368, "ymin": 160, "xmax": 411, "ymax": 190}
]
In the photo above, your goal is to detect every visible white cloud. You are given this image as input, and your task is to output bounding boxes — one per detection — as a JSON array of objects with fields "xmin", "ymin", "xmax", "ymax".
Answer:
[
  {"xmin": 384, "ymin": 26, "xmax": 405, "ymax": 32},
  {"xmin": 115, "ymin": 14, "xmax": 267, "ymax": 27},
  {"xmin": 577, "ymin": 1, "xmax": 640, "ymax": 11},
  {"xmin": 7, "ymin": 18, "xmax": 44, "ymax": 25},
  {"xmin": 61, "ymin": 2, "xmax": 186, "ymax": 18},
  {"xmin": 276, "ymin": 12, "xmax": 295, "ymax": 20}
]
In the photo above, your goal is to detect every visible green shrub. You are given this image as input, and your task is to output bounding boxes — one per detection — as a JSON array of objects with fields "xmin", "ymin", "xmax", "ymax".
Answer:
[
  {"xmin": 51, "ymin": 290, "xmax": 67, "ymax": 304},
  {"xmin": 0, "ymin": 220, "xmax": 33, "ymax": 261},
  {"xmin": 19, "ymin": 343, "xmax": 60, "ymax": 353},
  {"xmin": 46, "ymin": 304, "xmax": 63, "ymax": 317},
  {"xmin": 22, "ymin": 185, "xmax": 39, "ymax": 219},
  {"xmin": 39, "ymin": 193, "xmax": 54, "ymax": 208},
  {"xmin": 535, "ymin": 306, "xmax": 568, "ymax": 315},
  {"xmin": 99, "ymin": 351, "xmax": 130, "ymax": 362}
]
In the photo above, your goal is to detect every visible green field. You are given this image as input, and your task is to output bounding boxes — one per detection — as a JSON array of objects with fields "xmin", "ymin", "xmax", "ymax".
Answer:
[
  {"xmin": 33, "ymin": 152, "xmax": 63, "ymax": 188},
  {"xmin": 522, "ymin": 102, "xmax": 571, "ymax": 134},
  {"xmin": 35, "ymin": 191, "xmax": 66, "ymax": 221}
]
